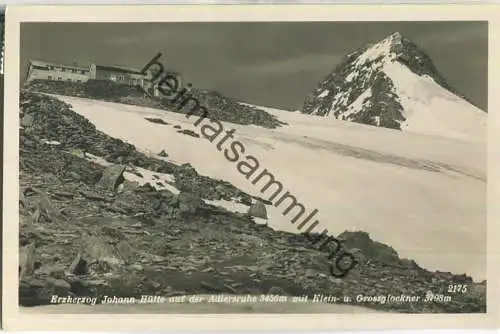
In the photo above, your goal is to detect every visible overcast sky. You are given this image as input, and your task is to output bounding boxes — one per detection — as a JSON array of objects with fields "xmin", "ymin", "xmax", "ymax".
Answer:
[{"xmin": 20, "ymin": 21, "xmax": 487, "ymax": 111}]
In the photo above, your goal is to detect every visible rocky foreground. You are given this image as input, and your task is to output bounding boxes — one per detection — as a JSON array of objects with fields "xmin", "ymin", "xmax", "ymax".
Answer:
[{"xmin": 19, "ymin": 91, "xmax": 486, "ymax": 313}]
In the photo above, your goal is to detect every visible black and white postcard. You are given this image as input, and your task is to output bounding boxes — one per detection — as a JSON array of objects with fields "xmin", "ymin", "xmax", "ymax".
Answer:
[{"xmin": 2, "ymin": 4, "xmax": 499, "ymax": 331}]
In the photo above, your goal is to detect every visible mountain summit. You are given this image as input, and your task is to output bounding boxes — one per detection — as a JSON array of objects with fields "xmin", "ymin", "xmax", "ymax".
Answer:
[{"xmin": 302, "ymin": 32, "xmax": 486, "ymax": 141}]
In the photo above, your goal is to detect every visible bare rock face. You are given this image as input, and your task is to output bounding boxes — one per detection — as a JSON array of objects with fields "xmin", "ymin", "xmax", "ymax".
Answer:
[{"xmin": 97, "ymin": 165, "xmax": 126, "ymax": 191}]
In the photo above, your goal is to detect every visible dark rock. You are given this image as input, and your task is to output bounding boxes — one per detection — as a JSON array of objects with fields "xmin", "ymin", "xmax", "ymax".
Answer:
[
  {"xmin": 68, "ymin": 252, "xmax": 87, "ymax": 275},
  {"xmin": 52, "ymin": 191, "xmax": 75, "ymax": 200},
  {"xmin": 45, "ymin": 277, "xmax": 71, "ymax": 295},
  {"xmin": 252, "ymin": 196, "xmax": 273, "ymax": 205},
  {"xmin": 19, "ymin": 277, "xmax": 71, "ymax": 306},
  {"xmin": 120, "ymin": 180, "xmax": 140, "ymax": 192},
  {"xmin": 79, "ymin": 190, "xmax": 109, "ymax": 202},
  {"xmin": 177, "ymin": 129, "xmax": 201, "ymax": 138},
  {"xmin": 131, "ymin": 170, "xmax": 144, "ymax": 178},
  {"xmin": 145, "ymin": 117, "xmax": 169, "ymax": 125},
  {"xmin": 21, "ymin": 114, "xmax": 34, "ymax": 128},
  {"xmin": 452, "ymin": 274, "xmax": 474, "ymax": 284},
  {"xmin": 115, "ymin": 240, "xmax": 137, "ymax": 265},
  {"xmin": 32, "ymin": 192, "xmax": 55, "ymax": 223},
  {"xmin": 19, "ymin": 188, "xmax": 26, "ymax": 207},
  {"xmin": 158, "ymin": 150, "xmax": 168, "ymax": 157},
  {"xmin": 97, "ymin": 165, "xmax": 126, "ymax": 191},
  {"xmin": 268, "ymin": 286, "xmax": 286, "ymax": 295},
  {"xmin": 82, "ymin": 234, "xmax": 124, "ymax": 274},
  {"xmin": 248, "ymin": 201, "xmax": 268, "ymax": 219},
  {"xmin": 19, "ymin": 243, "xmax": 37, "ymax": 279},
  {"xmin": 339, "ymin": 231, "xmax": 400, "ymax": 265},
  {"xmin": 170, "ymin": 191, "xmax": 203, "ymax": 218},
  {"xmin": 200, "ymin": 281, "xmax": 219, "ymax": 293}
]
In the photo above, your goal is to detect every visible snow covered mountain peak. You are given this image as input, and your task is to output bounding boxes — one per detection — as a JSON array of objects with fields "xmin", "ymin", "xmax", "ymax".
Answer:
[
  {"xmin": 353, "ymin": 31, "xmax": 403, "ymax": 65},
  {"xmin": 388, "ymin": 31, "xmax": 403, "ymax": 40},
  {"xmin": 383, "ymin": 31, "xmax": 405, "ymax": 47},
  {"xmin": 302, "ymin": 32, "xmax": 486, "ymax": 142}
]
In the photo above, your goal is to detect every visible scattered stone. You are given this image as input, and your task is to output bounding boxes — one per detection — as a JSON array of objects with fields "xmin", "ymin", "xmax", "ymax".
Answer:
[
  {"xmin": 248, "ymin": 200, "xmax": 268, "ymax": 219},
  {"xmin": 120, "ymin": 180, "xmax": 140, "ymax": 192},
  {"xmin": 268, "ymin": 286, "xmax": 286, "ymax": 295},
  {"xmin": 115, "ymin": 240, "xmax": 137, "ymax": 265},
  {"xmin": 23, "ymin": 187, "xmax": 38, "ymax": 197},
  {"xmin": 79, "ymin": 190, "xmax": 109, "ymax": 202},
  {"xmin": 67, "ymin": 252, "xmax": 87, "ymax": 275},
  {"xmin": 170, "ymin": 192, "xmax": 203, "ymax": 217},
  {"xmin": 21, "ymin": 114, "xmax": 34, "ymax": 128},
  {"xmin": 101, "ymin": 226, "xmax": 125, "ymax": 240},
  {"xmin": 200, "ymin": 281, "xmax": 218, "ymax": 293},
  {"xmin": 19, "ymin": 243, "xmax": 37, "ymax": 279},
  {"xmin": 52, "ymin": 191, "xmax": 75, "ymax": 200},
  {"xmin": 19, "ymin": 189, "xmax": 26, "ymax": 207},
  {"xmin": 82, "ymin": 234, "xmax": 124, "ymax": 273},
  {"xmin": 224, "ymin": 284, "xmax": 237, "ymax": 294},
  {"xmin": 177, "ymin": 129, "xmax": 201, "ymax": 138},
  {"xmin": 19, "ymin": 277, "xmax": 71, "ymax": 307},
  {"xmin": 46, "ymin": 278, "xmax": 72, "ymax": 294},
  {"xmin": 128, "ymin": 264, "xmax": 144, "ymax": 271},
  {"xmin": 305, "ymin": 269, "xmax": 316, "ymax": 278},
  {"xmin": 97, "ymin": 165, "xmax": 126, "ymax": 192},
  {"xmin": 145, "ymin": 117, "xmax": 169, "ymax": 125},
  {"xmin": 131, "ymin": 170, "xmax": 144, "ymax": 178},
  {"xmin": 32, "ymin": 193, "xmax": 54, "ymax": 223}
]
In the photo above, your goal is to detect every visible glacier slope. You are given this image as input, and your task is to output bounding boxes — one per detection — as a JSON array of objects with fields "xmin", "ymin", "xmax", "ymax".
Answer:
[
  {"xmin": 54, "ymin": 95, "xmax": 487, "ymax": 281},
  {"xmin": 382, "ymin": 60, "xmax": 487, "ymax": 142}
]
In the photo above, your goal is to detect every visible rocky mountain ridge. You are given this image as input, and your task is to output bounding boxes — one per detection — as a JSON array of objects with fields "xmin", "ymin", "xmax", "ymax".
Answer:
[
  {"xmin": 302, "ymin": 32, "xmax": 485, "ymax": 132},
  {"xmin": 24, "ymin": 79, "xmax": 286, "ymax": 129}
]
